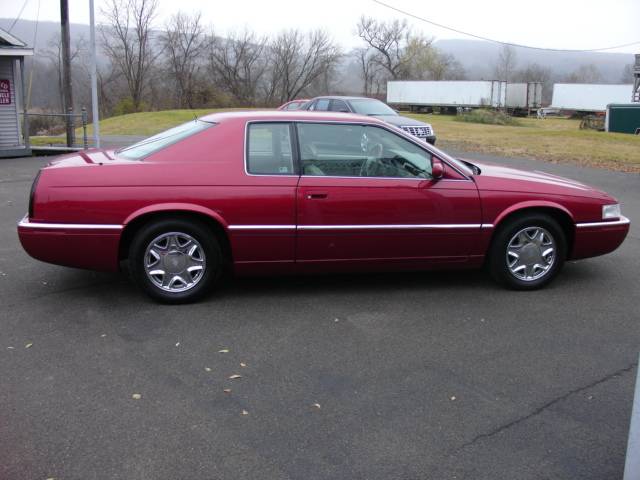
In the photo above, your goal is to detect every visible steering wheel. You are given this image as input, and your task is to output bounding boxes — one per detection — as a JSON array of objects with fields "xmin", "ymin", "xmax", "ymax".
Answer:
[
  {"xmin": 301, "ymin": 143, "xmax": 318, "ymax": 159},
  {"xmin": 359, "ymin": 143, "xmax": 383, "ymax": 177}
]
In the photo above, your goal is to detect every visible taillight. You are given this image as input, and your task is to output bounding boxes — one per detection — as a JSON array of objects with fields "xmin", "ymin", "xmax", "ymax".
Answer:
[{"xmin": 28, "ymin": 170, "xmax": 41, "ymax": 219}]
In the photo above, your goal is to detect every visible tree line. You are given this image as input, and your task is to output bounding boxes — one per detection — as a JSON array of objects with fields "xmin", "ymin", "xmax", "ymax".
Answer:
[{"xmin": 25, "ymin": 0, "xmax": 637, "ymax": 119}]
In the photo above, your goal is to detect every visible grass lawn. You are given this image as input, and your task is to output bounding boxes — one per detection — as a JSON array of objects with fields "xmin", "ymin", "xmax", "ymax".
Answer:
[
  {"xmin": 29, "ymin": 136, "xmax": 67, "ymax": 146},
  {"xmin": 31, "ymin": 108, "xmax": 640, "ymax": 172},
  {"xmin": 407, "ymin": 114, "xmax": 640, "ymax": 172}
]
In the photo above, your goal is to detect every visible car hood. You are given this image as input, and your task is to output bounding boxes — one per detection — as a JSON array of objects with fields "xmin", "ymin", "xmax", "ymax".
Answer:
[
  {"xmin": 467, "ymin": 159, "xmax": 614, "ymax": 200},
  {"xmin": 373, "ymin": 114, "xmax": 433, "ymax": 128}
]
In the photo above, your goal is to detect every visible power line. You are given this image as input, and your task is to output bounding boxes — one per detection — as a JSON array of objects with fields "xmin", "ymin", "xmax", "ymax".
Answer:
[
  {"xmin": 8, "ymin": 0, "xmax": 30, "ymax": 33},
  {"xmin": 372, "ymin": 0, "xmax": 640, "ymax": 52}
]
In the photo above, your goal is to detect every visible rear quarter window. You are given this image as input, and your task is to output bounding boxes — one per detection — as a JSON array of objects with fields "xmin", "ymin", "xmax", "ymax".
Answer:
[{"xmin": 246, "ymin": 123, "xmax": 295, "ymax": 175}]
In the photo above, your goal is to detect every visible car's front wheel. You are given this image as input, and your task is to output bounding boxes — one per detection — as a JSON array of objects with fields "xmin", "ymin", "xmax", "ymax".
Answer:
[
  {"xmin": 129, "ymin": 219, "xmax": 221, "ymax": 303},
  {"xmin": 488, "ymin": 213, "xmax": 566, "ymax": 290}
]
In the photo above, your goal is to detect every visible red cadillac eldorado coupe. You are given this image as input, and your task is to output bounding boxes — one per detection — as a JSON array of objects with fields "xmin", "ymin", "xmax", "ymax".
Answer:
[{"xmin": 18, "ymin": 111, "xmax": 630, "ymax": 303}]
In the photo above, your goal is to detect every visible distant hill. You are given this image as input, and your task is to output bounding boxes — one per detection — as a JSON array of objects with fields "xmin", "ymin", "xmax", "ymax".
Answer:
[{"xmin": 433, "ymin": 39, "xmax": 633, "ymax": 82}]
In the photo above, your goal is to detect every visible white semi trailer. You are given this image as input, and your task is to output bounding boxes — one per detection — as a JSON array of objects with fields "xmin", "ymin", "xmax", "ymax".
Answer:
[
  {"xmin": 551, "ymin": 83, "xmax": 634, "ymax": 112},
  {"xmin": 386, "ymin": 80, "xmax": 542, "ymax": 112}
]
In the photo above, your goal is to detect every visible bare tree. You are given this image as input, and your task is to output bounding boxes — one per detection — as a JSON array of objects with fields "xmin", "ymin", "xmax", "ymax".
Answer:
[
  {"xmin": 402, "ymin": 37, "xmax": 465, "ymax": 81},
  {"xmin": 354, "ymin": 47, "xmax": 384, "ymax": 95},
  {"xmin": 494, "ymin": 44, "xmax": 517, "ymax": 81},
  {"xmin": 207, "ymin": 29, "xmax": 268, "ymax": 105},
  {"xmin": 513, "ymin": 62, "xmax": 553, "ymax": 104},
  {"xmin": 356, "ymin": 16, "xmax": 426, "ymax": 80},
  {"xmin": 162, "ymin": 11, "xmax": 207, "ymax": 108},
  {"xmin": 101, "ymin": 0, "xmax": 160, "ymax": 111},
  {"xmin": 564, "ymin": 64, "xmax": 603, "ymax": 83},
  {"xmin": 41, "ymin": 35, "xmax": 86, "ymax": 111},
  {"xmin": 620, "ymin": 63, "xmax": 634, "ymax": 83},
  {"xmin": 265, "ymin": 29, "xmax": 341, "ymax": 103}
]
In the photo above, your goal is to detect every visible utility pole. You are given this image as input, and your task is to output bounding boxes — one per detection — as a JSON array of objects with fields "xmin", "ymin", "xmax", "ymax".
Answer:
[
  {"xmin": 60, "ymin": 0, "xmax": 75, "ymax": 146},
  {"xmin": 632, "ymin": 54, "xmax": 640, "ymax": 103},
  {"xmin": 89, "ymin": 0, "xmax": 100, "ymax": 148}
]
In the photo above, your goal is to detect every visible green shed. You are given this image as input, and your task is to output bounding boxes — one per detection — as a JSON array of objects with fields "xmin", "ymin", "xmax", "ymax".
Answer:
[{"xmin": 605, "ymin": 103, "xmax": 640, "ymax": 135}]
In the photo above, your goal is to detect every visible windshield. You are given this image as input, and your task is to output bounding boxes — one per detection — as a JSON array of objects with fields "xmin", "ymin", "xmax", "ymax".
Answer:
[
  {"xmin": 117, "ymin": 119, "xmax": 214, "ymax": 160},
  {"xmin": 349, "ymin": 99, "xmax": 397, "ymax": 116}
]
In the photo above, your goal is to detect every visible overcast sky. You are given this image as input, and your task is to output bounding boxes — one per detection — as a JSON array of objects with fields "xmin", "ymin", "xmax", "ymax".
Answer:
[{"xmin": 5, "ymin": 0, "xmax": 640, "ymax": 53}]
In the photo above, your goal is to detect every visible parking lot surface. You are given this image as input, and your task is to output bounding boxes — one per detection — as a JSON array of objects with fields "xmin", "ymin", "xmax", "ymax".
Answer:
[{"xmin": 1, "ymin": 152, "xmax": 639, "ymax": 479}]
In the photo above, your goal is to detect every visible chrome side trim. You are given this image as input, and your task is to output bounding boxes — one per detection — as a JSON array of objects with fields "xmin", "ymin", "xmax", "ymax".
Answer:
[
  {"xmin": 228, "ymin": 225, "xmax": 296, "ymax": 230},
  {"xmin": 18, "ymin": 215, "xmax": 123, "ymax": 230},
  {"xmin": 229, "ymin": 223, "xmax": 485, "ymax": 231},
  {"xmin": 481, "ymin": 224, "xmax": 494, "ymax": 229},
  {"xmin": 297, "ymin": 224, "xmax": 482, "ymax": 230},
  {"xmin": 575, "ymin": 216, "xmax": 630, "ymax": 228}
]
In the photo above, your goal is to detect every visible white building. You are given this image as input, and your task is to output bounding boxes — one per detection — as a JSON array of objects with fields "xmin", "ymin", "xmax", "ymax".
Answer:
[{"xmin": 0, "ymin": 27, "xmax": 33, "ymax": 158}]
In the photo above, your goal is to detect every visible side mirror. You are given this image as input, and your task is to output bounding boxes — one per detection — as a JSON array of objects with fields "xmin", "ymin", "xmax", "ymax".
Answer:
[{"xmin": 431, "ymin": 157, "xmax": 445, "ymax": 180}]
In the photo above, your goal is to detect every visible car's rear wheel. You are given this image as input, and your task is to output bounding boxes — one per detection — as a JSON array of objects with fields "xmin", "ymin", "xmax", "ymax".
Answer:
[
  {"xmin": 129, "ymin": 219, "xmax": 221, "ymax": 303},
  {"xmin": 488, "ymin": 213, "xmax": 566, "ymax": 290}
]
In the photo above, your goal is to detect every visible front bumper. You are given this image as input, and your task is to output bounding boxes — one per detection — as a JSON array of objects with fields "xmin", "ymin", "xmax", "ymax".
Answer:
[
  {"xmin": 17, "ymin": 215, "xmax": 122, "ymax": 271},
  {"xmin": 570, "ymin": 216, "xmax": 630, "ymax": 260}
]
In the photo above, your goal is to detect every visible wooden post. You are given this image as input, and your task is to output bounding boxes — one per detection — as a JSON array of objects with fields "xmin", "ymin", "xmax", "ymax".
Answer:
[{"xmin": 60, "ymin": 0, "xmax": 75, "ymax": 147}]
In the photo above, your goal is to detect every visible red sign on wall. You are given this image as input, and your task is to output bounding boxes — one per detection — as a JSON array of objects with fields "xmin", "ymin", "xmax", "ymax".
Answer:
[{"xmin": 0, "ymin": 79, "xmax": 11, "ymax": 105}]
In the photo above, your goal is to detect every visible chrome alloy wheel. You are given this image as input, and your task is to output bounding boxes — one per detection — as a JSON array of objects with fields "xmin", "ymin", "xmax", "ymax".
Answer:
[
  {"xmin": 144, "ymin": 232, "xmax": 206, "ymax": 292},
  {"xmin": 505, "ymin": 226, "xmax": 556, "ymax": 282}
]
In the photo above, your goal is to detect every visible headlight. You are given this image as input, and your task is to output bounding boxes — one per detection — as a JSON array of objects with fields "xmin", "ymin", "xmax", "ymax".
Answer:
[{"xmin": 602, "ymin": 204, "xmax": 621, "ymax": 220}]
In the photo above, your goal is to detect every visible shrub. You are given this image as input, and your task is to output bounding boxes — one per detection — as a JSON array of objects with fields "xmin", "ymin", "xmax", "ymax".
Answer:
[
  {"xmin": 455, "ymin": 109, "xmax": 521, "ymax": 126},
  {"xmin": 113, "ymin": 98, "xmax": 149, "ymax": 116}
]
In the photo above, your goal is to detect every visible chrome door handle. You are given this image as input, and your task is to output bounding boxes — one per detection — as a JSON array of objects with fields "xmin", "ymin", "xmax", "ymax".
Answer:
[{"xmin": 306, "ymin": 193, "xmax": 328, "ymax": 199}]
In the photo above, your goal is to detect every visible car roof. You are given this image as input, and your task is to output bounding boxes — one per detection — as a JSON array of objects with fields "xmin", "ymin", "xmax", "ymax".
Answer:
[
  {"xmin": 199, "ymin": 109, "xmax": 389, "ymax": 125},
  {"xmin": 308, "ymin": 96, "xmax": 381, "ymax": 102}
]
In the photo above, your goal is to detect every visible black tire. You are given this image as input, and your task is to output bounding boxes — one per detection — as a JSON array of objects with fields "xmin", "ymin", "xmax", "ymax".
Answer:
[
  {"xmin": 488, "ymin": 213, "xmax": 566, "ymax": 290},
  {"xmin": 128, "ymin": 218, "xmax": 222, "ymax": 303}
]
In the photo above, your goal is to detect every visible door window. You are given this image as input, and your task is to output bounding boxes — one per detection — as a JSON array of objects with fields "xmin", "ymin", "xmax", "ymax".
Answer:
[
  {"xmin": 312, "ymin": 99, "xmax": 331, "ymax": 111},
  {"xmin": 246, "ymin": 123, "xmax": 294, "ymax": 175},
  {"xmin": 329, "ymin": 100, "xmax": 350, "ymax": 113},
  {"xmin": 297, "ymin": 123, "xmax": 432, "ymax": 179}
]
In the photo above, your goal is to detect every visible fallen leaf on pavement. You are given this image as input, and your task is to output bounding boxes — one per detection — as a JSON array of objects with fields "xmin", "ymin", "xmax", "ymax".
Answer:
[
  {"xmin": 205, "ymin": 367, "xmax": 212, "ymax": 372},
  {"xmin": 7, "ymin": 346, "xmax": 14, "ymax": 350},
  {"xmin": 229, "ymin": 374, "xmax": 242, "ymax": 379},
  {"xmin": 312, "ymin": 403, "xmax": 321, "ymax": 409},
  {"xmin": 175, "ymin": 342, "xmax": 180, "ymax": 347},
  {"xmin": 132, "ymin": 393, "xmax": 142, "ymax": 400},
  {"xmin": 25, "ymin": 343, "xmax": 33, "ymax": 349},
  {"xmin": 450, "ymin": 396, "xmax": 456, "ymax": 401},
  {"xmin": 100, "ymin": 334, "xmax": 107, "ymax": 338},
  {"xmin": 223, "ymin": 389, "xmax": 232, "ymax": 394},
  {"xmin": 240, "ymin": 362, "xmax": 247, "ymax": 367},
  {"xmin": 241, "ymin": 410, "xmax": 249, "ymax": 415},
  {"xmin": 218, "ymin": 349, "xmax": 229, "ymax": 353}
]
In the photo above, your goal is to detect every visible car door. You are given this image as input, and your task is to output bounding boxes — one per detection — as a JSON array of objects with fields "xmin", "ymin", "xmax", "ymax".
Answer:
[
  {"xmin": 295, "ymin": 122, "xmax": 482, "ymax": 271},
  {"xmin": 231, "ymin": 121, "xmax": 299, "ymax": 274}
]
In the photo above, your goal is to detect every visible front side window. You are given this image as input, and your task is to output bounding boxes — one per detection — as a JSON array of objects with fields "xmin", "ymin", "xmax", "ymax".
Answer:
[
  {"xmin": 247, "ymin": 123, "xmax": 294, "ymax": 175},
  {"xmin": 329, "ymin": 100, "xmax": 350, "ymax": 113},
  {"xmin": 117, "ymin": 120, "xmax": 214, "ymax": 160},
  {"xmin": 297, "ymin": 123, "xmax": 432, "ymax": 179},
  {"xmin": 312, "ymin": 99, "xmax": 331, "ymax": 111}
]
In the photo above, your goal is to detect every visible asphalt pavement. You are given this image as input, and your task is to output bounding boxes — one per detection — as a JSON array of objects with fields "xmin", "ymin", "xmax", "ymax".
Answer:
[{"xmin": 1, "ymin": 151, "xmax": 639, "ymax": 480}]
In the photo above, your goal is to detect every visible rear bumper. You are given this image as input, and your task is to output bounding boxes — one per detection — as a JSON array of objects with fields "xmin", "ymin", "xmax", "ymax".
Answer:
[
  {"xmin": 570, "ymin": 216, "xmax": 630, "ymax": 260},
  {"xmin": 17, "ymin": 215, "xmax": 122, "ymax": 272}
]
